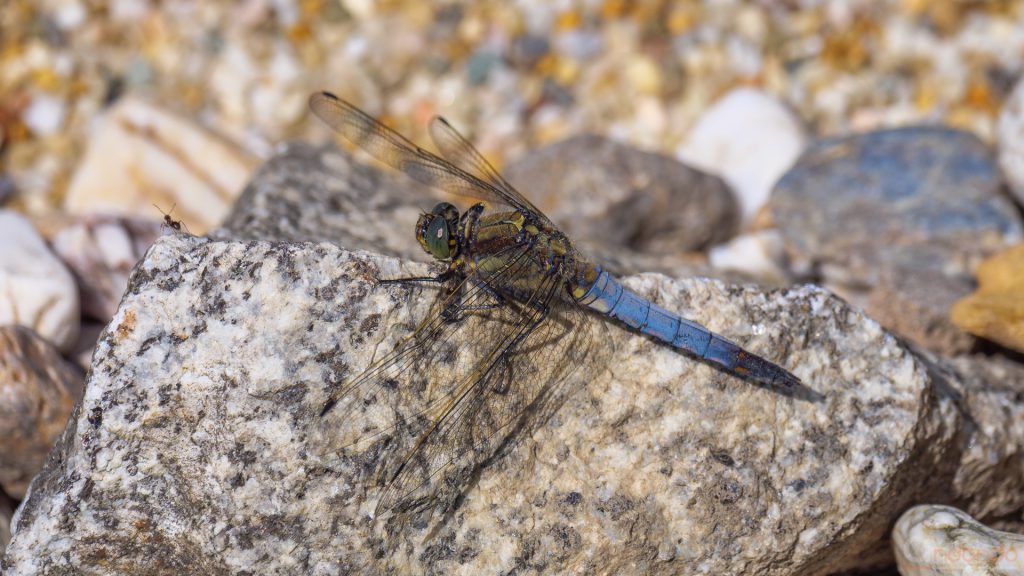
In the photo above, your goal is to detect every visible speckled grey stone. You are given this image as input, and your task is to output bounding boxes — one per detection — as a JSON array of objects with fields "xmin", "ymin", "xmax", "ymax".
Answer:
[
  {"xmin": 502, "ymin": 134, "xmax": 739, "ymax": 255},
  {"xmin": 941, "ymin": 355, "xmax": 1024, "ymax": 523},
  {"xmin": 3, "ymin": 233, "xmax": 1018, "ymax": 575},
  {"xmin": 770, "ymin": 126, "xmax": 1023, "ymax": 355}
]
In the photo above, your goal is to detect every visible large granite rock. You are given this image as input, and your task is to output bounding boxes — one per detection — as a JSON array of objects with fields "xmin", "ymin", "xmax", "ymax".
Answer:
[
  {"xmin": 0, "ymin": 229, "xmax": 1011, "ymax": 575},
  {"xmin": 6, "ymin": 142, "xmax": 1023, "ymax": 574}
]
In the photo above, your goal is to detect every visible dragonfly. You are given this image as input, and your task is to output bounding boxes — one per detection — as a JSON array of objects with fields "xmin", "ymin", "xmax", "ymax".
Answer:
[{"xmin": 308, "ymin": 91, "xmax": 802, "ymax": 519}]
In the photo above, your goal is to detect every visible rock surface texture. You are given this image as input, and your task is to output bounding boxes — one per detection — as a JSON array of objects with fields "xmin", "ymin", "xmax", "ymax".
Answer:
[
  {"xmin": 893, "ymin": 505, "xmax": 1024, "ymax": 576},
  {"xmin": 0, "ymin": 229, "xmax": 1012, "ymax": 575}
]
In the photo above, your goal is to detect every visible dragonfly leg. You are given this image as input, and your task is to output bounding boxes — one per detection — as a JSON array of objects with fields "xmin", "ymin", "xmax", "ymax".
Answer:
[
  {"xmin": 378, "ymin": 268, "xmax": 456, "ymax": 286},
  {"xmin": 459, "ymin": 281, "xmax": 507, "ymax": 312},
  {"xmin": 458, "ymin": 203, "xmax": 486, "ymax": 249},
  {"xmin": 487, "ymin": 300, "xmax": 548, "ymax": 394},
  {"xmin": 441, "ymin": 281, "xmax": 507, "ymax": 323}
]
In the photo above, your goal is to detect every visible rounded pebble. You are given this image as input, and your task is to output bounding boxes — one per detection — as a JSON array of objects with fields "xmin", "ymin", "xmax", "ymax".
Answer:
[
  {"xmin": 21, "ymin": 94, "xmax": 67, "ymax": 138},
  {"xmin": 0, "ymin": 325, "xmax": 83, "ymax": 499},
  {"xmin": 997, "ymin": 76, "xmax": 1024, "ymax": 206},
  {"xmin": 676, "ymin": 88, "xmax": 807, "ymax": 225},
  {"xmin": 51, "ymin": 216, "xmax": 162, "ymax": 321},
  {"xmin": 708, "ymin": 230, "xmax": 788, "ymax": 283},
  {"xmin": 894, "ymin": 505, "xmax": 1024, "ymax": 576},
  {"xmin": 0, "ymin": 211, "xmax": 80, "ymax": 352}
]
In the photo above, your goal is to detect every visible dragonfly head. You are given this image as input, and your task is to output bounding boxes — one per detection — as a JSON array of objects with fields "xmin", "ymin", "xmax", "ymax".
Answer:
[{"xmin": 416, "ymin": 202, "xmax": 461, "ymax": 261}]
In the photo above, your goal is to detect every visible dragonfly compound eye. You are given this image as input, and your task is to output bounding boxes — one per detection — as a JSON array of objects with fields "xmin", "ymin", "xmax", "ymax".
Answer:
[{"xmin": 416, "ymin": 202, "xmax": 460, "ymax": 260}]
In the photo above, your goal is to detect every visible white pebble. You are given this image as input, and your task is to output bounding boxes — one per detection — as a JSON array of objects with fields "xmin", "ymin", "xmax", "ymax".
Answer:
[
  {"xmin": 55, "ymin": 1, "xmax": 86, "ymax": 30},
  {"xmin": 676, "ymin": 88, "xmax": 807, "ymax": 225},
  {"xmin": 23, "ymin": 95, "xmax": 67, "ymax": 138},
  {"xmin": 0, "ymin": 211, "xmax": 80, "ymax": 352},
  {"xmin": 998, "ymin": 76, "xmax": 1024, "ymax": 205},
  {"xmin": 709, "ymin": 230, "xmax": 788, "ymax": 283}
]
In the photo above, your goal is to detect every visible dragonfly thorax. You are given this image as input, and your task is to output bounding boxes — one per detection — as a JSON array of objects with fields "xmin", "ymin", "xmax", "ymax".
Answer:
[{"xmin": 416, "ymin": 202, "xmax": 461, "ymax": 261}]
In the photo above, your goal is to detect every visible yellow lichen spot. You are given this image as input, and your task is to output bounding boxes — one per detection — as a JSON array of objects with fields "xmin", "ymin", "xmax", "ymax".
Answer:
[
  {"xmin": 555, "ymin": 9, "xmax": 581, "ymax": 31},
  {"xmin": 964, "ymin": 77, "xmax": 998, "ymax": 114},
  {"xmin": 287, "ymin": 21, "xmax": 314, "ymax": 44},
  {"xmin": 667, "ymin": 7, "xmax": 696, "ymax": 35},
  {"xmin": 914, "ymin": 83, "xmax": 938, "ymax": 112},
  {"xmin": 116, "ymin": 309, "xmax": 138, "ymax": 342},
  {"xmin": 31, "ymin": 68, "xmax": 61, "ymax": 91},
  {"xmin": 601, "ymin": 0, "xmax": 628, "ymax": 19},
  {"xmin": 553, "ymin": 56, "xmax": 580, "ymax": 86}
]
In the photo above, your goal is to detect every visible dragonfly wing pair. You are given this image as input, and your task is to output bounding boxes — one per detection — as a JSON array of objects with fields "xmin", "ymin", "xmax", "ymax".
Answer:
[
  {"xmin": 310, "ymin": 92, "xmax": 591, "ymax": 515},
  {"xmin": 308, "ymin": 92, "xmax": 546, "ymax": 219},
  {"xmin": 313, "ymin": 245, "xmax": 591, "ymax": 514}
]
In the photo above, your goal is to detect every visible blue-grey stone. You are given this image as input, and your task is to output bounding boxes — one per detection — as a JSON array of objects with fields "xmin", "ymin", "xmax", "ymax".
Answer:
[
  {"xmin": 772, "ymin": 126, "xmax": 1020, "ymax": 285},
  {"xmin": 770, "ymin": 126, "xmax": 1022, "ymax": 353}
]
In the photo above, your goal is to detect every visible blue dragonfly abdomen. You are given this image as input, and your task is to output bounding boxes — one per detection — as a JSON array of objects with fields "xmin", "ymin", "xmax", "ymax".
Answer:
[{"xmin": 575, "ymin": 267, "xmax": 801, "ymax": 388}]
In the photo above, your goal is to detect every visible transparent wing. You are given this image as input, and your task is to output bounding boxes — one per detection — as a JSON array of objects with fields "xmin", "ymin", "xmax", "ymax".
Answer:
[
  {"xmin": 376, "ymin": 271, "xmax": 591, "ymax": 516},
  {"xmin": 309, "ymin": 91, "xmax": 536, "ymax": 215},
  {"xmin": 312, "ymin": 244, "xmax": 592, "ymax": 517},
  {"xmin": 428, "ymin": 116, "xmax": 551, "ymax": 225}
]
